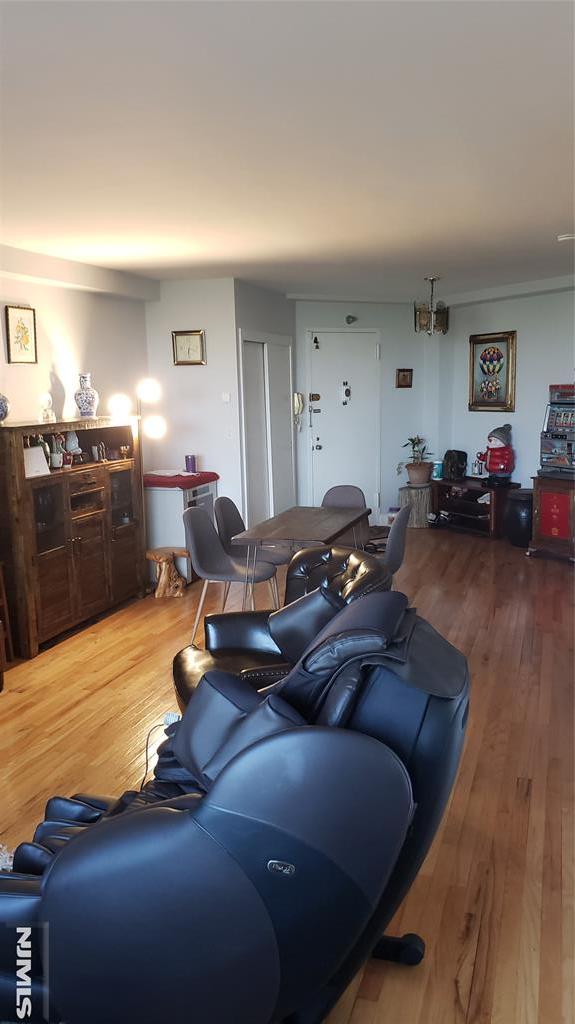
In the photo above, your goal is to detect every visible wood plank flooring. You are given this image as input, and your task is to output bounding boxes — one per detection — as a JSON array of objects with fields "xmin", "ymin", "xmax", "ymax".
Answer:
[{"xmin": 0, "ymin": 530, "xmax": 572, "ymax": 1024}]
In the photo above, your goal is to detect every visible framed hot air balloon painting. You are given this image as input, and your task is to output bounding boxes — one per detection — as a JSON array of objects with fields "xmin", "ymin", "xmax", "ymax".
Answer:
[{"xmin": 468, "ymin": 331, "xmax": 516, "ymax": 412}]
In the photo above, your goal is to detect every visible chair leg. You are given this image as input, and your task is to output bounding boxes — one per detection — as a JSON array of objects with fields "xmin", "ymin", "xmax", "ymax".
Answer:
[
  {"xmin": 191, "ymin": 579, "xmax": 209, "ymax": 647},
  {"xmin": 221, "ymin": 580, "xmax": 231, "ymax": 611},
  {"xmin": 250, "ymin": 583, "xmax": 255, "ymax": 611},
  {"xmin": 269, "ymin": 575, "xmax": 280, "ymax": 609}
]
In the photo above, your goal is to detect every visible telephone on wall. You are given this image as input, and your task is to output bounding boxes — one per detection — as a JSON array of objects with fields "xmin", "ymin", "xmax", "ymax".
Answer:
[
  {"xmin": 293, "ymin": 392, "xmax": 305, "ymax": 431},
  {"xmin": 293, "ymin": 392, "xmax": 305, "ymax": 416}
]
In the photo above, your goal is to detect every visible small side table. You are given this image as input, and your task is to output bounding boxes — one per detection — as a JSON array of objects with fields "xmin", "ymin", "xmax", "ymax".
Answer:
[
  {"xmin": 146, "ymin": 548, "xmax": 190, "ymax": 598},
  {"xmin": 399, "ymin": 484, "xmax": 431, "ymax": 528}
]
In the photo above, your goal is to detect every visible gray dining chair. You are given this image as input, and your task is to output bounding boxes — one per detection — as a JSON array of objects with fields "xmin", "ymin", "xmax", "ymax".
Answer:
[
  {"xmin": 321, "ymin": 484, "xmax": 370, "ymax": 547},
  {"xmin": 366, "ymin": 505, "xmax": 411, "ymax": 578},
  {"xmin": 183, "ymin": 507, "xmax": 278, "ymax": 646},
  {"xmin": 215, "ymin": 496, "xmax": 287, "ymax": 605}
]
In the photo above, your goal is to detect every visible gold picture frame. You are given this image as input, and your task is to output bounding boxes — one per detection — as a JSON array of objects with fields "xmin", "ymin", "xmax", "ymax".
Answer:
[
  {"xmin": 172, "ymin": 329, "xmax": 206, "ymax": 366},
  {"xmin": 468, "ymin": 331, "xmax": 516, "ymax": 412}
]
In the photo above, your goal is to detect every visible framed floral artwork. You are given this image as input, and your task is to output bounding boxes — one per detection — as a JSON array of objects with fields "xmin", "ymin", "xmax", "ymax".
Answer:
[
  {"xmin": 5, "ymin": 305, "xmax": 37, "ymax": 364},
  {"xmin": 468, "ymin": 331, "xmax": 516, "ymax": 412}
]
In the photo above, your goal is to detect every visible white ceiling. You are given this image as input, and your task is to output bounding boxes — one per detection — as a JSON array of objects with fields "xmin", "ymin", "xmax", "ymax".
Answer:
[{"xmin": 1, "ymin": 0, "xmax": 573, "ymax": 300}]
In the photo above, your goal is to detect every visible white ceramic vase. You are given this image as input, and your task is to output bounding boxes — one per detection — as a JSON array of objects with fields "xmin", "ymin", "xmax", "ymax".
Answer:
[{"xmin": 74, "ymin": 373, "xmax": 99, "ymax": 418}]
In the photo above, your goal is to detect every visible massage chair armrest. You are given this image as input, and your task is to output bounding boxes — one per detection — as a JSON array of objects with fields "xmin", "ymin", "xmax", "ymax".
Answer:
[
  {"xmin": 40, "ymin": 804, "xmax": 282, "ymax": 1024},
  {"xmin": 39, "ymin": 730, "xmax": 413, "ymax": 1024},
  {"xmin": 204, "ymin": 610, "xmax": 281, "ymax": 655}
]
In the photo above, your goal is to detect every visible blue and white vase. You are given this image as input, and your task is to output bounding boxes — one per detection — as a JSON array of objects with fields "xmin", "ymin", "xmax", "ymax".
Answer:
[
  {"xmin": 74, "ymin": 373, "xmax": 99, "ymax": 418},
  {"xmin": 0, "ymin": 393, "xmax": 9, "ymax": 423}
]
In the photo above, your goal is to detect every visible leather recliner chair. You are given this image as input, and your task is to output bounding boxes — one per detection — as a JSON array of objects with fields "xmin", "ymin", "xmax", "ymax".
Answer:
[
  {"xmin": 0, "ymin": 591, "xmax": 469, "ymax": 1024},
  {"xmin": 173, "ymin": 544, "xmax": 392, "ymax": 708}
]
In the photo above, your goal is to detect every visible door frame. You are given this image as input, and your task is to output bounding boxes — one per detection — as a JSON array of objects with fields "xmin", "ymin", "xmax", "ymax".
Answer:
[
  {"xmin": 237, "ymin": 328, "xmax": 296, "ymax": 523},
  {"xmin": 303, "ymin": 328, "xmax": 383, "ymax": 522}
]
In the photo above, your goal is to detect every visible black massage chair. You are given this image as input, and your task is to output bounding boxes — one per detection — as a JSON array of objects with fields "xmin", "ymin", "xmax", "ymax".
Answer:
[
  {"xmin": 0, "ymin": 590, "xmax": 469, "ymax": 1024},
  {"xmin": 173, "ymin": 543, "xmax": 392, "ymax": 708}
]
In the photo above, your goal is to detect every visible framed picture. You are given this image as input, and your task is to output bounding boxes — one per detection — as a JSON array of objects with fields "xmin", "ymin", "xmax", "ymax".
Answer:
[
  {"xmin": 5, "ymin": 305, "xmax": 37, "ymax": 364},
  {"xmin": 468, "ymin": 331, "xmax": 516, "ymax": 412},
  {"xmin": 172, "ymin": 329, "xmax": 206, "ymax": 366},
  {"xmin": 396, "ymin": 368, "xmax": 413, "ymax": 388}
]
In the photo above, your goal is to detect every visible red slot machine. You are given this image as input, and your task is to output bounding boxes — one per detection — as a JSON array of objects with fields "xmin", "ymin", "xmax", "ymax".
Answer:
[{"xmin": 528, "ymin": 384, "xmax": 575, "ymax": 561}]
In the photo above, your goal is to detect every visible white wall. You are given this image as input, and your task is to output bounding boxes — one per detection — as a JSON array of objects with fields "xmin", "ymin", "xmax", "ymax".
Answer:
[
  {"xmin": 0, "ymin": 276, "xmax": 147, "ymax": 422},
  {"xmin": 144, "ymin": 278, "xmax": 242, "ymax": 505},
  {"xmin": 295, "ymin": 301, "xmax": 428, "ymax": 516},
  {"xmin": 234, "ymin": 280, "xmax": 294, "ymax": 339},
  {"xmin": 446, "ymin": 289, "xmax": 574, "ymax": 486}
]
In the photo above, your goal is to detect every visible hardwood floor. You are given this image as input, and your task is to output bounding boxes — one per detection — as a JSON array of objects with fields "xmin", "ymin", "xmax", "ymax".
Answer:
[{"xmin": 0, "ymin": 531, "xmax": 572, "ymax": 1024}]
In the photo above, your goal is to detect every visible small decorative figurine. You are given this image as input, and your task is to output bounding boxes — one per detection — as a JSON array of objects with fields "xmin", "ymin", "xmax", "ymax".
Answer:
[
  {"xmin": 39, "ymin": 392, "xmax": 56, "ymax": 423},
  {"xmin": 65, "ymin": 431, "xmax": 82, "ymax": 455},
  {"xmin": 477, "ymin": 423, "xmax": 515, "ymax": 480}
]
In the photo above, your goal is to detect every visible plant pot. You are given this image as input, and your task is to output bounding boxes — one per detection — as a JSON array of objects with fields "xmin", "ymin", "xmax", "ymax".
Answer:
[{"xmin": 406, "ymin": 461, "xmax": 433, "ymax": 486}]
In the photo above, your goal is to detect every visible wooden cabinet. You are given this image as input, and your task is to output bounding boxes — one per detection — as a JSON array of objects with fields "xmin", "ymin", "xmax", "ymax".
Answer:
[
  {"xmin": 528, "ymin": 475, "xmax": 575, "ymax": 561},
  {"xmin": 0, "ymin": 417, "xmax": 146, "ymax": 658},
  {"xmin": 431, "ymin": 477, "xmax": 521, "ymax": 538}
]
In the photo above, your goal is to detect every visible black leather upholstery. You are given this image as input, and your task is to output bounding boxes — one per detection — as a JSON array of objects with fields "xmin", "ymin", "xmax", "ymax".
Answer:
[
  {"xmin": 285, "ymin": 545, "xmax": 389, "ymax": 604},
  {"xmin": 0, "ymin": 592, "xmax": 469, "ymax": 1024},
  {"xmin": 173, "ymin": 544, "xmax": 391, "ymax": 709}
]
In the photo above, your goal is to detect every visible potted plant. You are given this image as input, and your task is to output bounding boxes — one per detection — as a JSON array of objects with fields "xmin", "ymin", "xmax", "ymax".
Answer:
[{"xmin": 397, "ymin": 435, "xmax": 434, "ymax": 485}]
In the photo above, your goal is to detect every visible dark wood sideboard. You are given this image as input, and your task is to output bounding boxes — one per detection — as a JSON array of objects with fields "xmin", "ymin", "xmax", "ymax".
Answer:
[
  {"xmin": 0, "ymin": 417, "xmax": 146, "ymax": 658},
  {"xmin": 431, "ymin": 476, "xmax": 520, "ymax": 538}
]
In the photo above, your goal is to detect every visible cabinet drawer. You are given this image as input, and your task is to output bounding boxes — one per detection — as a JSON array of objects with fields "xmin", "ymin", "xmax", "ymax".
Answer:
[{"xmin": 68, "ymin": 469, "xmax": 105, "ymax": 494}]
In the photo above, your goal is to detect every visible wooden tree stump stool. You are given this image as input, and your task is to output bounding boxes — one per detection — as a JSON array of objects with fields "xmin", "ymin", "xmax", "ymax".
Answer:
[
  {"xmin": 146, "ymin": 547, "xmax": 189, "ymax": 598},
  {"xmin": 399, "ymin": 484, "xmax": 431, "ymax": 529}
]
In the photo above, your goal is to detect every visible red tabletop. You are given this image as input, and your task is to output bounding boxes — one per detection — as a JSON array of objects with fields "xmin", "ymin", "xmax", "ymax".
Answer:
[{"xmin": 144, "ymin": 471, "xmax": 219, "ymax": 489}]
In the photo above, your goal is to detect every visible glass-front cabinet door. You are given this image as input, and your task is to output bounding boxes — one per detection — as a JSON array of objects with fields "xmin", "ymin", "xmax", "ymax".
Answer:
[
  {"xmin": 32, "ymin": 480, "xmax": 75, "ymax": 642},
  {"xmin": 109, "ymin": 465, "xmax": 140, "ymax": 602}
]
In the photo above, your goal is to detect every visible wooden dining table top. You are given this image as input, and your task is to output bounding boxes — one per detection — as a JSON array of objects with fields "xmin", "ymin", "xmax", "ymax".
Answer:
[{"xmin": 232, "ymin": 505, "xmax": 371, "ymax": 547}]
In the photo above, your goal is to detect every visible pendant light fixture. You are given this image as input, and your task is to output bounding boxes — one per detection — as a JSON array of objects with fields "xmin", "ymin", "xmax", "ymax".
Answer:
[{"xmin": 414, "ymin": 276, "xmax": 449, "ymax": 336}]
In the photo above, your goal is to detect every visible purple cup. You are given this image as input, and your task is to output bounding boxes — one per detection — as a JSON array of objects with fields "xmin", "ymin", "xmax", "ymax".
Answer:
[{"xmin": 185, "ymin": 455, "xmax": 197, "ymax": 472}]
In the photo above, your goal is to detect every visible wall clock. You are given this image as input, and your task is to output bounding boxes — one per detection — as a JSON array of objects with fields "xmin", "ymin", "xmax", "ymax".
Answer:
[{"xmin": 172, "ymin": 329, "xmax": 206, "ymax": 366}]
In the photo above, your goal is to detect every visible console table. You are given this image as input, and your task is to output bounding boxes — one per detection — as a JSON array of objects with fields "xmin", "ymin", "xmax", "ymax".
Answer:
[{"xmin": 431, "ymin": 477, "xmax": 521, "ymax": 539}]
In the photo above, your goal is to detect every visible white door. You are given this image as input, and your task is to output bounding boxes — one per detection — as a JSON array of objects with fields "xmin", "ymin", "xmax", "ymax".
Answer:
[
  {"xmin": 309, "ymin": 331, "xmax": 381, "ymax": 517},
  {"xmin": 265, "ymin": 343, "xmax": 296, "ymax": 514},
  {"xmin": 242, "ymin": 341, "xmax": 270, "ymax": 525},
  {"xmin": 242, "ymin": 337, "xmax": 296, "ymax": 525}
]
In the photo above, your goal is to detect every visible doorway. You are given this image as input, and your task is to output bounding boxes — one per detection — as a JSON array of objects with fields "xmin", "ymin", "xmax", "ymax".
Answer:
[
  {"xmin": 307, "ymin": 330, "xmax": 381, "ymax": 518},
  {"xmin": 240, "ymin": 333, "xmax": 296, "ymax": 526}
]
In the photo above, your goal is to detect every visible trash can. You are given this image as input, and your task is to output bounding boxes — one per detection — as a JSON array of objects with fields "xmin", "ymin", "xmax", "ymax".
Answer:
[{"xmin": 504, "ymin": 488, "xmax": 533, "ymax": 548}]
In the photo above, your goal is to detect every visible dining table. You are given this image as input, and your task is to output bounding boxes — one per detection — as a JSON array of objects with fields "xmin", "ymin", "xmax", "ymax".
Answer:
[{"xmin": 232, "ymin": 504, "xmax": 371, "ymax": 608}]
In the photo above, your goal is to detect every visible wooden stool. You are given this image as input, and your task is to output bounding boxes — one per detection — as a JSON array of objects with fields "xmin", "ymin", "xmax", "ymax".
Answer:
[
  {"xmin": 399, "ymin": 484, "xmax": 431, "ymax": 529},
  {"xmin": 146, "ymin": 548, "xmax": 189, "ymax": 598},
  {"xmin": 0, "ymin": 563, "xmax": 14, "ymax": 664}
]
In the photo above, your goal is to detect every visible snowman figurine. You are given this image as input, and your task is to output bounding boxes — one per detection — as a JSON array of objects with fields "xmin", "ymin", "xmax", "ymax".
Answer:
[{"xmin": 477, "ymin": 423, "xmax": 515, "ymax": 481}]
